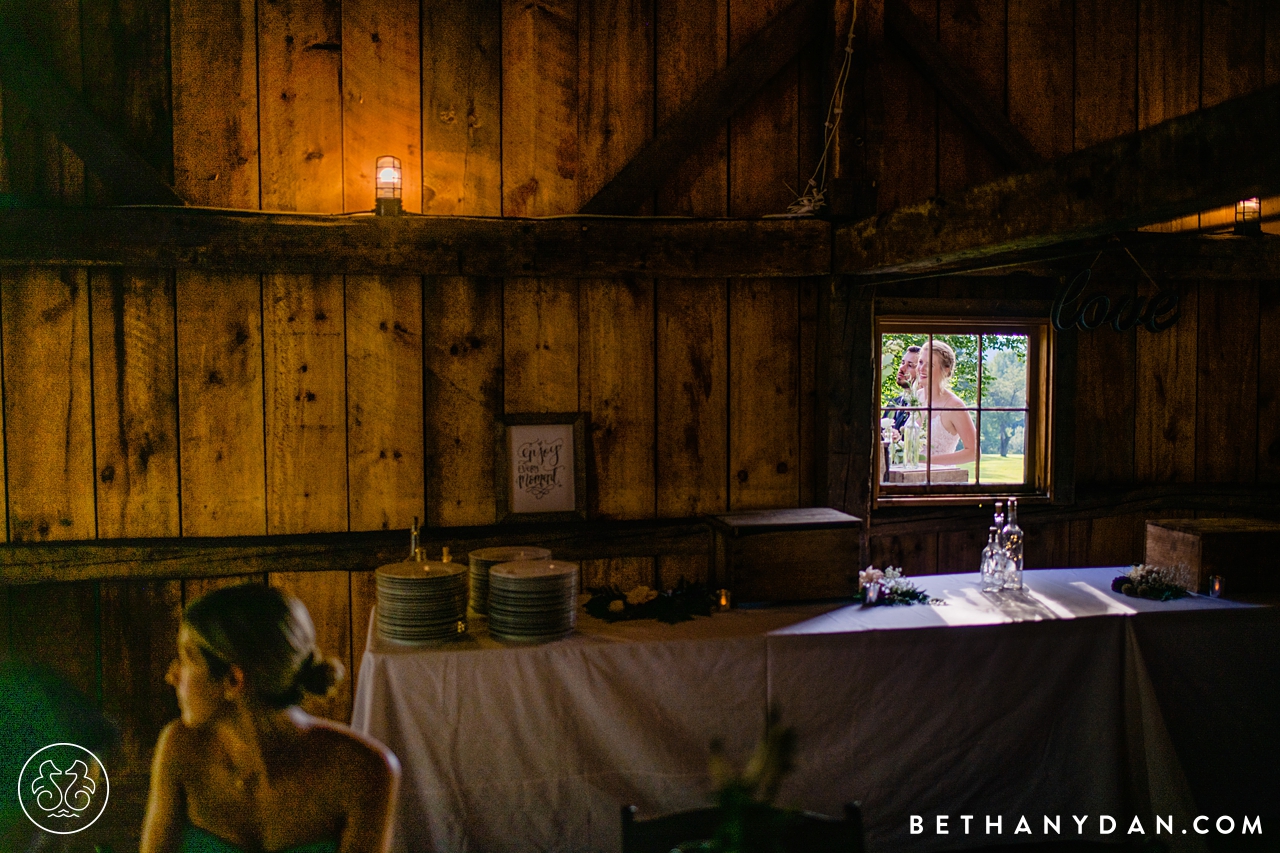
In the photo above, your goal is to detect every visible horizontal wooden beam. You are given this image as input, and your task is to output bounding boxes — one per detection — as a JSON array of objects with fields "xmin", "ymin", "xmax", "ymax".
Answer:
[
  {"xmin": 0, "ymin": 209, "xmax": 831, "ymax": 278},
  {"xmin": 0, "ymin": 519, "xmax": 712, "ymax": 586},
  {"xmin": 579, "ymin": 0, "xmax": 825, "ymax": 214},
  {"xmin": 0, "ymin": 21, "xmax": 183, "ymax": 206},
  {"xmin": 884, "ymin": 0, "xmax": 1042, "ymax": 172},
  {"xmin": 1125, "ymin": 233, "xmax": 1280, "ymax": 280},
  {"xmin": 835, "ymin": 83, "xmax": 1280, "ymax": 274},
  {"xmin": 868, "ymin": 484, "xmax": 1280, "ymax": 538}
]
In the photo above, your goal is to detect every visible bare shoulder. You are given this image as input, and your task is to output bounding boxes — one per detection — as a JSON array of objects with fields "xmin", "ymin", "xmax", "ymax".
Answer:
[
  {"xmin": 154, "ymin": 718, "xmax": 202, "ymax": 774},
  {"xmin": 304, "ymin": 719, "xmax": 400, "ymax": 787}
]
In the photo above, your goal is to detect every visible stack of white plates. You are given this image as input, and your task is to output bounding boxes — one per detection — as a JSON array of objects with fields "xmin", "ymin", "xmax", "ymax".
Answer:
[
  {"xmin": 468, "ymin": 546, "xmax": 552, "ymax": 614},
  {"xmin": 487, "ymin": 559, "xmax": 579, "ymax": 643},
  {"xmin": 375, "ymin": 559, "xmax": 468, "ymax": 644}
]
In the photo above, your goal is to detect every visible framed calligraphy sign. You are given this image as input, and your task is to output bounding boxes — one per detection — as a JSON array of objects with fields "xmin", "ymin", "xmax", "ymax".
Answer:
[{"xmin": 495, "ymin": 412, "xmax": 587, "ymax": 522}]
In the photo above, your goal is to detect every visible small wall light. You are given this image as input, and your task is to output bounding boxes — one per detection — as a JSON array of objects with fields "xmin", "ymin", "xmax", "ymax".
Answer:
[
  {"xmin": 1234, "ymin": 197, "xmax": 1261, "ymax": 236},
  {"xmin": 375, "ymin": 155, "xmax": 403, "ymax": 216}
]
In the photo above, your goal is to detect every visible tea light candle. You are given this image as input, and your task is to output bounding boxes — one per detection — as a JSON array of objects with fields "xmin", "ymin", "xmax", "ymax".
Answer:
[
  {"xmin": 716, "ymin": 589, "xmax": 732, "ymax": 611},
  {"xmin": 1209, "ymin": 575, "xmax": 1223, "ymax": 598}
]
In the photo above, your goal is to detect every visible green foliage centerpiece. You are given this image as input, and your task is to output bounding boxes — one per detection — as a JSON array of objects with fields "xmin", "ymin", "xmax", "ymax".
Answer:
[
  {"xmin": 1111, "ymin": 565, "xmax": 1190, "ymax": 601},
  {"xmin": 675, "ymin": 710, "xmax": 800, "ymax": 853},
  {"xmin": 584, "ymin": 580, "xmax": 713, "ymax": 624}
]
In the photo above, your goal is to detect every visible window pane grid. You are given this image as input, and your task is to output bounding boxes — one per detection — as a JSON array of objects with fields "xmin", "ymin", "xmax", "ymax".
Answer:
[{"xmin": 878, "ymin": 326, "xmax": 1039, "ymax": 497}]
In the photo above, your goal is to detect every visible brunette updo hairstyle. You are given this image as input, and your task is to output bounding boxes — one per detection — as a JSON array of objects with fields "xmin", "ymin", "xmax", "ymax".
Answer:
[
  {"xmin": 183, "ymin": 584, "xmax": 344, "ymax": 708},
  {"xmin": 923, "ymin": 339, "xmax": 957, "ymax": 381}
]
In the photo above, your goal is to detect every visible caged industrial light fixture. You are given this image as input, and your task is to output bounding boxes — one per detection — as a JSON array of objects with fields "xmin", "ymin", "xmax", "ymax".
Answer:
[
  {"xmin": 375, "ymin": 155, "xmax": 403, "ymax": 216},
  {"xmin": 1234, "ymin": 197, "xmax": 1261, "ymax": 236}
]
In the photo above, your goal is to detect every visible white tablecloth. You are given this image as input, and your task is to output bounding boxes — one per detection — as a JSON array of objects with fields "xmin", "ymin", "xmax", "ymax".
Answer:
[{"xmin": 351, "ymin": 568, "xmax": 1278, "ymax": 853}]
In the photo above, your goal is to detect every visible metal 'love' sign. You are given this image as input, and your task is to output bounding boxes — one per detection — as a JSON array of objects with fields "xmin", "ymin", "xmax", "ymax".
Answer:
[{"xmin": 1051, "ymin": 269, "xmax": 1180, "ymax": 333}]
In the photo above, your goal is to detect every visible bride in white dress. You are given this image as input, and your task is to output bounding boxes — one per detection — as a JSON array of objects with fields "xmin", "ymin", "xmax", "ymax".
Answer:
[{"xmin": 918, "ymin": 340, "xmax": 977, "ymax": 466}]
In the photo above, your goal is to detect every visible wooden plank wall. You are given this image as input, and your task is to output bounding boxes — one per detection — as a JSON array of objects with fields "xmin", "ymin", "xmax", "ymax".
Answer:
[
  {"xmin": 0, "ymin": 0, "xmax": 1278, "ymax": 830},
  {"xmin": 868, "ymin": 0, "xmax": 1280, "ymax": 575},
  {"xmin": 0, "ymin": 0, "xmax": 816, "ymax": 806}
]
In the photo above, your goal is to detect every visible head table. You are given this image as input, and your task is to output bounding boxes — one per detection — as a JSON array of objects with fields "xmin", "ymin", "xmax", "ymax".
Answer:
[{"xmin": 351, "ymin": 568, "xmax": 1278, "ymax": 853}]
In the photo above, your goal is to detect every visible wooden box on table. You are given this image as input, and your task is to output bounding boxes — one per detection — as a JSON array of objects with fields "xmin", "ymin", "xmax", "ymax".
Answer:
[
  {"xmin": 708, "ymin": 508, "xmax": 862, "ymax": 603},
  {"xmin": 1144, "ymin": 519, "xmax": 1280, "ymax": 595}
]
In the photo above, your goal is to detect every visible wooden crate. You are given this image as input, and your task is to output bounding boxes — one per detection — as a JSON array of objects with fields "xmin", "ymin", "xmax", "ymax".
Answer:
[
  {"xmin": 1144, "ymin": 519, "xmax": 1280, "ymax": 595},
  {"xmin": 709, "ymin": 508, "xmax": 862, "ymax": 603}
]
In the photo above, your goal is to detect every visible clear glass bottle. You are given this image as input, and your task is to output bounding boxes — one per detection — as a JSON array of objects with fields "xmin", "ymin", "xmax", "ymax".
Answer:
[
  {"xmin": 992, "ymin": 501, "xmax": 1005, "ymax": 542},
  {"xmin": 1001, "ymin": 498, "xmax": 1024, "ymax": 590},
  {"xmin": 980, "ymin": 526, "xmax": 1003, "ymax": 592}
]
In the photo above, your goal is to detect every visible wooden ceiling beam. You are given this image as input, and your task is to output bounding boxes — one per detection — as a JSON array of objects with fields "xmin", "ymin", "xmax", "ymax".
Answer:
[
  {"xmin": 0, "ymin": 208, "xmax": 830, "ymax": 278},
  {"xmin": 835, "ymin": 83, "xmax": 1280, "ymax": 274},
  {"xmin": 0, "ymin": 21, "xmax": 183, "ymax": 206},
  {"xmin": 578, "ymin": 0, "xmax": 826, "ymax": 215},
  {"xmin": 884, "ymin": 0, "xmax": 1042, "ymax": 172}
]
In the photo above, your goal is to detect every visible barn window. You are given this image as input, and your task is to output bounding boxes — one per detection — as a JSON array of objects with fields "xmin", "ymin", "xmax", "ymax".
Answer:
[{"xmin": 874, "ymin": 317, "xmax": 1055, "ymax": 505}]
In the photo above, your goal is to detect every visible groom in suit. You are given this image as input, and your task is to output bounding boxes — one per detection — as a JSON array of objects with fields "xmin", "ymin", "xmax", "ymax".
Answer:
[{"xmin": 889, "ymin": 346, "xmax": 922, "ymax": 434}]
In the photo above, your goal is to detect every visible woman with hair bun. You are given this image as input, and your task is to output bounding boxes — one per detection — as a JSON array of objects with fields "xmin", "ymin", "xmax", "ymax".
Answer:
[{"xmin": 141, "ymin": 584, "xmax": 400, "ymax": 853}]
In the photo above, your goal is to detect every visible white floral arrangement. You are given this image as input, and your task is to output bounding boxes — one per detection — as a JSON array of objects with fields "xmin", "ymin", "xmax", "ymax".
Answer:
[{"xmin": 858, "ymin": 565, "xmax": 939, "ymax": 606}]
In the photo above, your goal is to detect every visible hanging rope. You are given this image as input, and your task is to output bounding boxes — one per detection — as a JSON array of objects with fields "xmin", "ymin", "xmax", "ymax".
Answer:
[{"xmin": 781, "ymin": 0, "xmax": 860, "ymax": 217}]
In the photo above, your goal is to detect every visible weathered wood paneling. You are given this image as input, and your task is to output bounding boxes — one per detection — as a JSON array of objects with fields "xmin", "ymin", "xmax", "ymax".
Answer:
[
  {"xmin": 177, "ymin": 273, "xmax": 266, "ymax": 536},
  {"xmin": 1007, "ymin": 0, "xmax": 1073, "ymax": 161},
  {"xmin": 503, "ymin": 279, "xmax": 579, "ymax": 413},
  {"xmin": 937, "ymin": 527, "xmax": 985, "ymax": 574},
  {"xmin": 10, "ymin": 0, "xmax": 85, "ymax": 205},
  {"xmin": 8, "ymin": 582, "xmax": 99, "ymax": 698},
  {"xmin": 257, "ymin": 0, "xmax": 344, "ymax": 213},
  {"xmin": 171, "ymin": 0, "xmax": 258, "ymax": 206},
  {"xmin": 656, "ymin": 283, "xmax": 727, "ymax": 520},
  {"xmin": 1136, "ymin": 0, "xmax": 1200, "ymax": 231},
  {"xmin": 422, "ymin": 0, "xmax": 502, "ymax": 215},
  {"xmin": 1135, "ymin": 282, "xmax": 1198, "ymax": 482},
  {"xmin": 870, "ymin": 532, "xmax": 936, "ymax": 576},
  {"xmin": 1, "ymin": 268, "xmax": 95, "ymax": 541},
  {"xmin": 1070, "ymin": 513, "xmax": 1144, "ymax": 568},
  {"xmin": 501, "ymin": 0, "xmax": 578, "ymax": 216},
  {"xmin": 1072, "ymin": 263, "xmax": 1137, "ymax": 485},
  {"xmin": 654, "ymin": 0, "xmax": 728, "ymax": 216},
  {"xmin": 1074, "ymin": 0, "xmax": 1137, "ymax": 150},
  {"xmin": 424, "ymin": 276, "xmax": 502, "ymax": 527},
  {"xmin": 937, "ymin": 0, "xmax": 1005, "ymax": 194},
  {"xmin": 579, "ymin": 0, "xmax": 654, "ymax": 209},
  {"xmin": 350, "ymin": 568, "xmax": 376, "ymax": 696},
  {"xmin": 90, "ymin": 269, "xmax": 180, "ymax": 538},
  {"xmin": 730, "ymin": 279, "xmax": 799, "ymax": 510},
  {"xmin": 264, "ymin": 274, "xmax": 347, "ymax": 534},
  {"xmin": 653, "ymin": 0, "xmax": 726, "ymax": 587},
  {"xmin": 80, "ymin": 0, "xmax": 173, "ymax": 198},
  {"xmin": 100, "ymin": 579, "xmax": 180, "ymax": 778},
  {"xmin": 1024, "ymin": 519, "xmax": 1071, "ymax": 568},
  {"xmin": 346, "ymin": 277, "xmax": 424, "ymax": 530},
  {"xmin": 879, "ymin": 0, "xmax": 937, "ymax": 209},
  {"xmin": 728, "ymin": 0, "xmax": 799, "ymax": 217},
  {"xmin": 580, "ymin": 277, "xmax": 656, "ymax": 588},
  {"xmin": 269, "ymin": 570, "xmax": 351, "ymax": 723},
  {"xmin": 342, "ymin": 0, "xmax": 421, "ymax": 213},
  {"xmin": 1259, "ymin": 282, "xmax": 1280, "ymax": 483},
  {"xmin": 1196, "ymin": 282, "xmax": 1259, "ymax": 483}
]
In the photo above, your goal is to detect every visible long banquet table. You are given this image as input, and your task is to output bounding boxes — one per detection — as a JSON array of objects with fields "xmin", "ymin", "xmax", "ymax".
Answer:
[{"xmin": 351, "ymin": 568, "xmax": 1279, "ymax": 853}]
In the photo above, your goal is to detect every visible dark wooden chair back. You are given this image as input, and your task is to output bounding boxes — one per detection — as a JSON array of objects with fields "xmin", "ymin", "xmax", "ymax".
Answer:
[{"xmin": 620, "ymin": 802, "xmax": 864, "ymax": 853}]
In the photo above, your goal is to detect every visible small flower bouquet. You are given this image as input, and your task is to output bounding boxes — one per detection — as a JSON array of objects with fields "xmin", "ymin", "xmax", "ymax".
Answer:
[
  {"xmin": 858, "ymin": 565, "xmax": 939, "ymax": 607},
  {"xmin": 584, "ymin": 580, "xmax": 713, "ymax": 624},
  {"xmin": 1111, "ymin": 564, "xmax": 1190, "ymax": 601}
]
